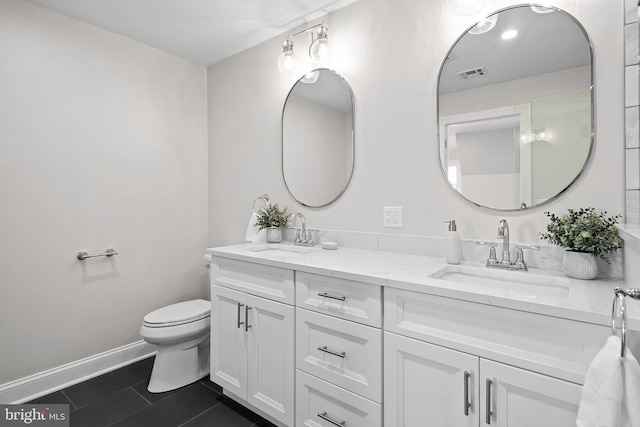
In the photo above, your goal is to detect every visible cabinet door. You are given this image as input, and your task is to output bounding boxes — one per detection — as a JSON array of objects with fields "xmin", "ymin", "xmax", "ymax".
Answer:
[
  {"xmin": 384, "ymin": 332, "xmax": 479, "ymax": 427},
  {"xmin": 210, "ymin": 285, "xmax": 247, "ymax": 399},
  {"xmin": 481, "ymin": 359, "xmax": 581, "ymax": 427},
  {"xmin": 246, "ymin": 294, "xmax": 294, "ymax": 426}
]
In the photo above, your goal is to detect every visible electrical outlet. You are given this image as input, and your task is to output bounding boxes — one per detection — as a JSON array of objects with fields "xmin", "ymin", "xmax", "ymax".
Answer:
[{"xmin": 383, "ymin": 207, "xmax": 403, "ymax": 228}]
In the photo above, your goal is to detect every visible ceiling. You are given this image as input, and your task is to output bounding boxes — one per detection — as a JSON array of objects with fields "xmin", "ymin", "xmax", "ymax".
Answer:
[{"xmin": 24, "ymin": 0, "xmax": 360, "ymax": 65}]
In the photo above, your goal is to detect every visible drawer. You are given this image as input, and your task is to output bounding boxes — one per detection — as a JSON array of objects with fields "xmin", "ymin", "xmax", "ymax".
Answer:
[
  {"xmin": 210, "ymin": 256, "xmax": 294, "ymax": 304},
  {"xmin": 296, "ymin": 271, "xmax": 381, "ymax": 327},
  {"xmin": 296, "ymin": 370, "xmax": 382, "ymax": 427},
  {"xmin": 296, "ymin": 308, "xmax": 382, "ymax": 402},
  {"xmin": 384, "ymin": 287, "xmax": 610, "ymax": 384}
]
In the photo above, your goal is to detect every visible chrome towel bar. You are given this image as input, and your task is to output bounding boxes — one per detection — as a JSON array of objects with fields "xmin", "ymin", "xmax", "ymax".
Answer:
[
  {"xmin": 612, "ymin": 287, "xmax": 640, "ymax": 357},
  {"xmin": 77, "ymin": 248, "xmax": 118, "ymax": 260},
  {"xmin": 252, "ymin": 194, "xmax": 269, "ymax": 214}
]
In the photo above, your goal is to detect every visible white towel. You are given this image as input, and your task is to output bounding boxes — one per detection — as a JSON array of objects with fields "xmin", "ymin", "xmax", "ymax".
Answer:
[
  {"xmin": 245, "ymin": 213, "xmax": 266, "ymax": 243},
  {"xmin": 577, "ymin": 335, "xmax": 640, "ymax": 427}
]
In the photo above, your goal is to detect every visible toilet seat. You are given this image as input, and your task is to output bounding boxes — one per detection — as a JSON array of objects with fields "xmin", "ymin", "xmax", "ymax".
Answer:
[{"xmin": 143, "ymin": 299, "xmax": 210, "ymax": 328}]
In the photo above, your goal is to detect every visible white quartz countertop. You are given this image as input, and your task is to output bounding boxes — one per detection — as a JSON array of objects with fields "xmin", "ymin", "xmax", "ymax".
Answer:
[{"xmin": 205, "ymin": 242, "xmax": 640, "ymax": 330}]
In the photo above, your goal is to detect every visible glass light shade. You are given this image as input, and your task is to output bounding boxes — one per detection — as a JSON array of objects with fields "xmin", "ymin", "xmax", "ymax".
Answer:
[
  {"xmin": 309, "ymin": 27, "xmax": 330, "ymax": 63},
  {"xmin": 531, "ymin": 5, "xmax": 554, "ymax": 14},
  {"xmin": 310, "ymin": 39, "xmax": 329, "ymax": 62},
  {"xmin": 301, "ymin": 70, "xmax": 319, "ymax": 84},
  {"xmin": 278, "ymin": 50, "xmax": 298, "ymax": 73},
  {"xmin": 468, "ymin": 14, "xmax": 498, "ymax": 34}
]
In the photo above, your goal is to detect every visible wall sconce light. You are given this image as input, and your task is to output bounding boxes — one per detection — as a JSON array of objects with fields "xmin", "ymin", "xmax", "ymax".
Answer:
[
  {"xmin": 532, "ymin": 126, "xmax": 548, "ymax": 141},
  {"xmin": 277, "ymin": 24, "xmax": 330, "ymax": 74}
]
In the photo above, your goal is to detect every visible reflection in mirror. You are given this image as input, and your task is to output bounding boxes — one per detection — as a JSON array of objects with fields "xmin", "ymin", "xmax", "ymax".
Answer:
[
  {"xmin": 283, "ymin": 69, "xmax": 355, "ymax": 207},
  {"xmin": 437, "ymin": 5, "xmax": 592, "ymax": 210}
]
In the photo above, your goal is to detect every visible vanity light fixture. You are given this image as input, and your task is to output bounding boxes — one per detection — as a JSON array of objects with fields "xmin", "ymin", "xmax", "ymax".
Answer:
[
  {"xmin": 468, "ymin": 15, "xmax": 498, "ymax": 35},
  {"xmin": 277, "ymin": 24, "xmax": 330, "ymax": 74},
  {"xmin": 501, "ymin": 30, "xmax": 518, "ymax": 40},
  {"xmin": 532, "ymin": 126, "xmax": 548, "ymax": 141}
]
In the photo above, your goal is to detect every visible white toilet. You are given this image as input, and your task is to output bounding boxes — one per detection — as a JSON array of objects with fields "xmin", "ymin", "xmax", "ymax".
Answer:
[{"xmin": 140, "ymin": 299, "xmax": 211, "ymax": 393}]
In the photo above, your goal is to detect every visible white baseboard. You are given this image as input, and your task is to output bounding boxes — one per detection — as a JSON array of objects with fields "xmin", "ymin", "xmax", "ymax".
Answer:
[{"xmin": 0, "ymin": 341, "xmax": 156, "ymax": 404}]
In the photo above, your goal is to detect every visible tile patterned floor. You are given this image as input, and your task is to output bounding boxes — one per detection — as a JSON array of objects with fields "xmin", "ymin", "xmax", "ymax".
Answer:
[{"xmin": 28, "ymin": 357, "xmax": 276, "ymax": 427}]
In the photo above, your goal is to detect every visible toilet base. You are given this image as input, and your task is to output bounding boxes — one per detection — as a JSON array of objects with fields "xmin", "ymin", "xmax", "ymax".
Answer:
[{"xmin": 147, "ymin": 336, "xmax": 210, "ymax": 393}]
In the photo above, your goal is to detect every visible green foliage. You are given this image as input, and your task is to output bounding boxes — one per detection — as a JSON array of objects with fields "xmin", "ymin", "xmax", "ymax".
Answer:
[
  {"xmin": 254, "ymin": 203, "xmax": 290, "ymax": 230},
  {"xmin": 540, "ymin": 207, "xmax": 622, "ymax": 263}
]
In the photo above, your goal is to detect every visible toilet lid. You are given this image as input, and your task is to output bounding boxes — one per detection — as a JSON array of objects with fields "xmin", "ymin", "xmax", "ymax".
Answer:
[{"xmin": 143, "ymin": 299, "xmax": 210, "ymax": 326}]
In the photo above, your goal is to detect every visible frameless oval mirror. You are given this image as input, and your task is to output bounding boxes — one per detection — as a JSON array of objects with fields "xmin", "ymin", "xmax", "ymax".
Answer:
[
  {"xmin": 282, "ymin": 68, "xmax": 355, "ymax": 207},
  {"xmin": 437, "ymin": 5, "xmax": 593, "ymax": 210}
]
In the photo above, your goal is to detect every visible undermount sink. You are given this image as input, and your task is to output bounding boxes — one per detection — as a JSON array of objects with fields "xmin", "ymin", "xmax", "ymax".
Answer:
[
  {"xmin": 245, "ymin": 244, "xmax": 316, "ymax": 254},
  {"xmin": 428, "ymin": 265, "xmax": 571, "ymax": 297}
]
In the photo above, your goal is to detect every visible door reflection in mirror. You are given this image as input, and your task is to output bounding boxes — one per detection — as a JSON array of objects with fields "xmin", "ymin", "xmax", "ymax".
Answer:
[{"xmin": 437, "ymin": 5, "xmax": 592, "ymax": 210}]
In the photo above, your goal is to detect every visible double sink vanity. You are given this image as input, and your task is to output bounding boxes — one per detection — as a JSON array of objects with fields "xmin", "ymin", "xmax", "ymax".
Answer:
[
  {"xmin": 206, "ymin": 2, "xmax": 624, "ymax": 424},
  {"xmin": 204, "ymin": 235, "xmax": 637, "ymax": 427}
]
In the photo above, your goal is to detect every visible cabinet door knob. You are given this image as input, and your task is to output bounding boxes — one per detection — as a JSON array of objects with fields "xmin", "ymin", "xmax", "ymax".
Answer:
[
  {"xmin": 486, "ymin": 378, "xmax": 493, "ymax": 425},
  {"xmin": 464, "ymin": 371, "xmax": 471, "ymax": 416}
]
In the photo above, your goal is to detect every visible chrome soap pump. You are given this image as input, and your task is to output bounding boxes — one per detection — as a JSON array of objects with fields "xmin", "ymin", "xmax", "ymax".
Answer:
[{"xmin": 444, "ymin": 220, "xmax": 462, "ymax": 265}]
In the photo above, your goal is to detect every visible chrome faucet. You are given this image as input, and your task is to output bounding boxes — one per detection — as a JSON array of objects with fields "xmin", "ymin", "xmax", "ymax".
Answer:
[
  {"xmin": 497, "ymin": 219, "xmax": 510, "ymax": 265},
  {"xmin": 290, "ymin": 212, "xmax": 316, "ymax": 247},
  {"xmin": 477, "ymin": 219, "xmax": 540, "ymax": 271}
]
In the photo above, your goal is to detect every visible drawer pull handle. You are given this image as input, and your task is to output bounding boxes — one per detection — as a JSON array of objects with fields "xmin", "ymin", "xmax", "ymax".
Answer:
[
  {"xmin": 318, "ymin": 292, "xmax": 346, "ymax": 301},
  {"xmin": 245, "ymin": 305, "xmax": 252, "ymax": 332},
  {"xmin": 464, "ymin": 371, "xmax": 471, "ymax": 416},
  {"xmin": 237, "ymin": 303, "xmax": 244, "ymax": 329},
  {"xmin": 486, "ymin": 378, "xmax": 493, "ymax": 425},
  {"xmin": 318, "ymin": 345, "xmax": 346, "ymax": 358},
  {"xmin": 317, "ymin": 411, "xmax": 345, "ymax": 426}
]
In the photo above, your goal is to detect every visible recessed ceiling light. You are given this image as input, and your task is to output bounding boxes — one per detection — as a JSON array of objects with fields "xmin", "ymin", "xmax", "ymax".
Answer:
[{"xmin": 501, "ymin": 30, "xmax": 518, "ymax": 40}]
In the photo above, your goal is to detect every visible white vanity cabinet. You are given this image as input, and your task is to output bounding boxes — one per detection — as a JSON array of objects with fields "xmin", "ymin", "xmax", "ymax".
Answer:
[
  {"xmin": 385, "ymin": 332, "xmax": 582, "ymax": 426},
  {"xmin": 206, "ymin": 244, "xmax": 619, "ymax": 427},
  {"xmin": 295, "ymin": 272, "xmax": 383, "ymax": 427},
  {"xmin": 209, "ymin": 257, "xmax": 295, "ymax": 427},
  {"xmin": 384, "ymin": 287, "xmax": 609, "ymax": 427}
]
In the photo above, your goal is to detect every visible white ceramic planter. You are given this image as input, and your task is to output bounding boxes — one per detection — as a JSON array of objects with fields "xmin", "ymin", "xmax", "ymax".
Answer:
[
  {"xmin": 562, "ymin": 250, "xmax": 598, "ymax": 280},
  {"xmin": 267, "ymin": 227, "xmax": 283, "ymax": 243}
]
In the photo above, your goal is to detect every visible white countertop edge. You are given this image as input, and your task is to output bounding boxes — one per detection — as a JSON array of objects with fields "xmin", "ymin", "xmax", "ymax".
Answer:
[{"xmin": 205, "ymin": 243, "xmax": 636, "ymax": 330}]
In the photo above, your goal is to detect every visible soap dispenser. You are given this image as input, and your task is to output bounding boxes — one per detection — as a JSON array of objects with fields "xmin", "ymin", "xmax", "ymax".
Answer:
[{"xmin": 444, "ymin": 220, "xmax": 462, "ymax": 265}]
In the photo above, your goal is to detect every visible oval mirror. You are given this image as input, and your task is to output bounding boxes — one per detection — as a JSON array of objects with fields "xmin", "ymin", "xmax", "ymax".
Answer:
[
  {"xmin": 437, "ymin": 5, "xmax": 593, "ymax": 210},
  {"xmin": 282, "ymin": 68, "xmax": 355, "ymax": 207}
]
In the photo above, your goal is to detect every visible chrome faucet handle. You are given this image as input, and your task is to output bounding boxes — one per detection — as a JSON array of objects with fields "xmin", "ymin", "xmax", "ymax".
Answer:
[
  {"xmin": 476, "ymin": 241, "xmax": 498, "ymax": 266},
  {"xmin": 514, "ymin": 244, "xmax": 540, "ymax": 251},
  {"xmin": 513, "ymin": 244, "xmax": 540, "ymax": 270},
  {"xmin": 305, "ymin": 229, "xmax": 318, "ymax": 246}
]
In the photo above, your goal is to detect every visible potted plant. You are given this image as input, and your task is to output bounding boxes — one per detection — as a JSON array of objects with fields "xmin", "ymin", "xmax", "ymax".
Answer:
[
  {"xmin": 540, "ymin": 207, "xmax": 622, "ymax": 279},
  {"xmin": 254, "ymin": 203, "xmax": 290, "ymax": 243}
]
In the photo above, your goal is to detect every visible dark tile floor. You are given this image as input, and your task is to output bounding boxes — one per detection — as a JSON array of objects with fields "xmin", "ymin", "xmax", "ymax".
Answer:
[{"xmin": 28, "ymin": 357, "xmax": 276, "ymax": 427}]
